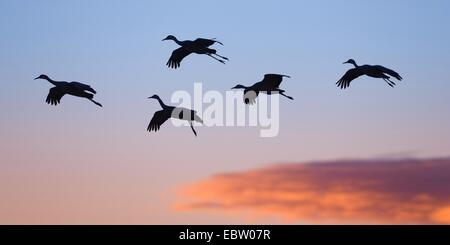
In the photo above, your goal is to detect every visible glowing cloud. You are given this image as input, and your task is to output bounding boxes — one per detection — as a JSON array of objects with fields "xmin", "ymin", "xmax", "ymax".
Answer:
[{"xmin": 175, "ymin": 158, "xmax": 450, "ymax": 224}]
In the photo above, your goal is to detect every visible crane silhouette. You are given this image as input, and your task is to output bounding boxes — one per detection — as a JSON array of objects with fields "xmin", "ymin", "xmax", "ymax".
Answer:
[
  {"xmin": 231, "ymin": 74, "xmax": 293, "ymax": 104},
  {"xmin": 147, "ymin": 95, "xmax": 203, "ymax": 136},
  {"xmin": 34, "ymin": 74, "xmax": 102, "ymax": 107},
  {"xmin": 337, "ymin": 59, "xmax": 403, "ymax": 89},
  {"xmin": 162, "ymin": 35, "xmax": 228, "ymax": 69}
]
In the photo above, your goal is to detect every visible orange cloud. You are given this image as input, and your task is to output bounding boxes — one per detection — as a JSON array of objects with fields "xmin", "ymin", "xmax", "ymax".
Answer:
[{"xmin": 175, "ymin": 158, "xmax": 450, "ymax": 224}]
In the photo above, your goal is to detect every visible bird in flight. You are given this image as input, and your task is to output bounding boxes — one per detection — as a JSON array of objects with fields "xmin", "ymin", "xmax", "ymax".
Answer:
[
  {"xmin": 231, "ymin": 74, "xmax": 293, "ymax": 104},
  {"xmin": 147, "ymin": 95, "xmax": 203, "ymax": 136},
  {"xmin": 162, "ymin": 35, "xmax": 228, "ymax": 69},
  {"xmin": 337, "ymin": 59, "xmax": 403, "ymax": 89},
  {"xmin": 34, "ymin": 74, "xmax": 102, "ymax": 107}
]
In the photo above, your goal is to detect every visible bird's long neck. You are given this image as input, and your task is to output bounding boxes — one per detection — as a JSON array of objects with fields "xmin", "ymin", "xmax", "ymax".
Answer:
[
  {"xmin": 351, "ymin": 61, "xmax": 359, "ymax": 68},
  {"xmin": 172, "ymin": 37, "xmax": 183, "ymax": 46},
  {"xmin": 43, "ymin": 77, "xmax": 60, "ymax": 86},
  {"xmin": 155, "ymin": 97, "xmax": 168, "ymax": 109}
]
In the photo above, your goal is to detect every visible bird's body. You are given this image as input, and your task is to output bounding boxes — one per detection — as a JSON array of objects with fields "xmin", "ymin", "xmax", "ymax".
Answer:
[
  {"xmin": 163, "ymin": 35, "xmax": 228, "ymax": 69},
  {"xmin": 34, "ymin": 74, "xmax": 102, "ymax": 107},
  {"xmin": 147, "ymin": 95, "xmax": 203, "ymax": 136},
  {"xmin": 232, "ymin": 74, "xmax": 293, "ymax": 104},
  {"xmin": 337, "ymin": 59, "xmax": 403, "ymax": 89}
]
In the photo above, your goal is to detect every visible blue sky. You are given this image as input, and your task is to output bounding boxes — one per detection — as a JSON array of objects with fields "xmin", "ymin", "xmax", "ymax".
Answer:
[
  {"xmin": 3, "ymin": 0, "xmax": 448, "ymax": 157},
  {"xmin": 1, "ymin": 0, "xmax": 450, "ymax": 223}
]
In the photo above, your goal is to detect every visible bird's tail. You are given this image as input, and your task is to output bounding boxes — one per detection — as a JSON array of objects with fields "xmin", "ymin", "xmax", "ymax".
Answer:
[
  {"xmin": 87, "ymin": 87, "xmax": 97, "ymax": 94},
  {"xmin": 393, "ymin": 73, "xmax": 403, "ymax": 81},
  {"xmin": 281, "ymin": 75, "xmax": 291, "ymax": 78},
  {"xmin": 85, "ymin": 93, "xmax": 93, "ymax": 99},
  {"xmin": 381, "ymin": 67, "xmax": 403, "ymax": 81}
]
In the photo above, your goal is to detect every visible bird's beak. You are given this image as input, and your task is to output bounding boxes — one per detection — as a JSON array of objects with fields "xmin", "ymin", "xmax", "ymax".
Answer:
[
  {"xmin": 34, "ymin": 77, "xmax": 39, "ymax": 80},
  {"xmin": 162, "ymin": 38, "xmax": 168, "ymax": 41},
  {"xmin": 343, "ymin": 61, "xmax": 349, "ymax": 64}
]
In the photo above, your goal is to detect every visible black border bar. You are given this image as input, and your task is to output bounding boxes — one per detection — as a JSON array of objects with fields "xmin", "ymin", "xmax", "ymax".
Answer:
[{"xmin": 1, "ymin": 225, "xmax": 449, "ymax": 243}]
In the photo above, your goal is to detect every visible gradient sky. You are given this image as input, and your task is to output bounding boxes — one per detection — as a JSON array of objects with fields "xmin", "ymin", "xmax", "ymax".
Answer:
[{"xmin": 1, "ymin": 0, "xmax": 450, "ymax": 224}]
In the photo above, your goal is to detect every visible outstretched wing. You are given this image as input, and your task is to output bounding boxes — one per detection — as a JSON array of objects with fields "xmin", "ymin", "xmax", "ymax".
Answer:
[
  {"xmin": 194, "ymin": 38, "xmax": 223, "ymax": 47},
  {"xmin": 336, "ymin": 68, "xmax": 365, "ymax": 89},
  {"xmin": 147, "ymin": 110, "xmax": 171, "ymax": 132},
  {"xmin": 374, "ymin": 65, "xmax": 403, "ymax": 81},
  {"xmin": 166, "ymin": 47, "xmax": 192, "ymax": 69},
  {"xmin": 261, "ymin": 74, "xmax": 290, "ymax": 89},
  {"xmin": 70, "ymin": 82, "xmax": 97, "ymax": 94},
  {"xmin": 46, "ymin": 87, "xmax": 65, "ymax": 105}
]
